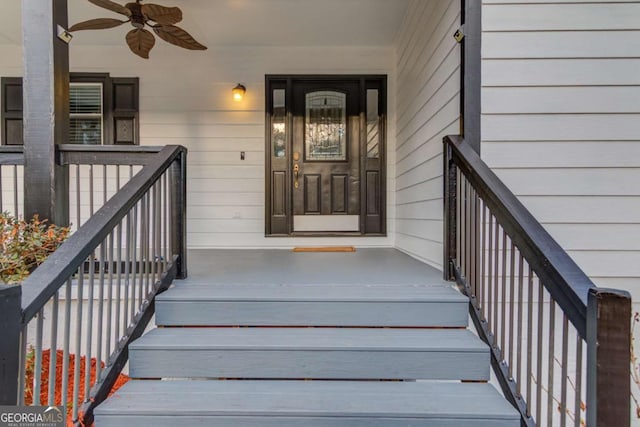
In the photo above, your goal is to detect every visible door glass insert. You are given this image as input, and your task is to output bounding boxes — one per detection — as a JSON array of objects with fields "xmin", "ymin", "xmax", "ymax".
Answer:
[
  {"xmin": 366, "ymin": 89, "xmax": 380, "ymax": 158},
  {"xmin": 305, "ymin": 91, "xmax": 346, "ymax": 161},
  {"xmin": 272, "ymin": 89, "xmax": 286, "ymax": 158}
]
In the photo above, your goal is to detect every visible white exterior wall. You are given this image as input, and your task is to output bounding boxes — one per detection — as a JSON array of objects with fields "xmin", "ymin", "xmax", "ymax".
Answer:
[
  {"xmin": 393, "ymin": 0, "xmax": 461, "ymax": 268},
  {"xmin": 0, "ymin": 44, "xmax": 397, "ymax": 248},
  {"xmin": 481, "ymin": 1, "xmax": 640, "ymax": 300}
]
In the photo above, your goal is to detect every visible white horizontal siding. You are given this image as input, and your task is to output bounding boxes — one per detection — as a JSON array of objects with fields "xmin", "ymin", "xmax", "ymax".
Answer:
[
  {"xmin": 483, "ymin": 59, "xmax": 640, "ymax": 86},
  {"xmin": 483, "ymin": 87, "xmax": 640, "ymax": 114},
  {"xmin": 481, "ymin": 0, "xmax": 640, "ymax": 292},
  {"xmin": 517, "ymin": 196, "xmax": 640, "ymax": 224},
  {"xmin": 483, "ymin": 141, "xmax": 640, "ymax": 168},
  {"xmin": 483, "ymin": 3, "xmax": 640, "ymax": 30},
  {"xmin": 483, "ymin": 114, "xmax": 640, "ymax": 141},
  {"xmin": 394, "ymin": 0, "xmax": 461, "ymax": 268},
  {"xmin": 483, "ymin": 31, "xmax": 640, "ymax": 59},
  {"xmin": 493, "ymin": 168, "xmax": 640, "ymax": 196},
  {"xmin": 543, "ymin": 224, "xmax": 640, "ymax": 251}
]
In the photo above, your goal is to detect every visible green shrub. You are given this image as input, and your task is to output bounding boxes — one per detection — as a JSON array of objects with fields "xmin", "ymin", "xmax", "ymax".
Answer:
[{"xmin": 0, "ymin": 213, "xmax": 69, "ymax": 284}]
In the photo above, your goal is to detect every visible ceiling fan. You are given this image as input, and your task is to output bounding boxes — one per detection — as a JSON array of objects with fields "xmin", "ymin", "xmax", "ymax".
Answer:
[{"xmin": 69, "ymin": 0, "xmax": 207, "ymax": 59}]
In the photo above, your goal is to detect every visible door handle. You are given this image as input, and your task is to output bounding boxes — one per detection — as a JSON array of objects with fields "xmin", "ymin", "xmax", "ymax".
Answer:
[{"xmin": 293, "ymin": 164, "xmax": 299, "ymax": 189}]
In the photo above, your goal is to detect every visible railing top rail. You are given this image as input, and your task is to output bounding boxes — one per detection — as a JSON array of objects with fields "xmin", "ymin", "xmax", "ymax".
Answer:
[
  {"xmin": 58, "ymin": 144, "xmax": 165, "ymax": 166},
  {"xmin": 21, "ymin": 144, "xmax": 186, "ymax": 323},
  {"xmin": 0, "ymin": 146, "xmax": 24, "ymax": 153},
  {"xmin": 0, "ymin": 145, "xmax": 165, "ymax": 165},
  {"xmin": 0, "ymin": 146, "xmax": 24, "ymax": 165},
  {"xmin": 445, "ymin": 135, "xmax": 595, "ymax": 338},
  {"xmin": 1, "ymin": 146, "xmax": 162, "ymax": 153},
  {"xmin": 57, "ymin": 144, "xmax": 163, "ymax": 153}
]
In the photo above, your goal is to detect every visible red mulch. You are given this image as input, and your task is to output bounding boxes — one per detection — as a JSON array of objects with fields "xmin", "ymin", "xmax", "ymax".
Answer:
[{"xmin": 25, "ymin": 349, "xmax": 130, "ymax": 427}]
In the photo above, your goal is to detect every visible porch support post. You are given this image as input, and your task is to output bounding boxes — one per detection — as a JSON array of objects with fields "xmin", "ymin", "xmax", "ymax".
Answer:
[
  {"xmin": 22, "ymin": 0, "xmax": 70, "ymax": 226},
  {"xmin": 461, "ymin": 0, "xmax": 481, "ymax": 154},
  {"xmin": 0, "ymin": 285, "xmax": 22, "ymax": 405},
  {"xmin": 586, "ymin": 288, "xmax": 631, "ymax": 427}
]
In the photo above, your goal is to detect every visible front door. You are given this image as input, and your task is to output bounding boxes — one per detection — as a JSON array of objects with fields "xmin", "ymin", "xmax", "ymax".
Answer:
[
  {"xmin": 292, "ymin": 82, "xmax": 360, "ymax": 232},
  {"xmin": 266, "ymin": 75, "xmax": 386, "ymax": 236}
]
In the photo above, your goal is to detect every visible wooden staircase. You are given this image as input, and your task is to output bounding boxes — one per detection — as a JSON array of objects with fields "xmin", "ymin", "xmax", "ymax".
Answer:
[{"xmin": 95, "ymin": 280, "xmax": 519, "ymax": 425}]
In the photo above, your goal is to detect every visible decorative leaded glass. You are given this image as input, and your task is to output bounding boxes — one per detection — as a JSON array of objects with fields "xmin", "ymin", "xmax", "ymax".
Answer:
[{"xmin": 305, "ymin": 91, "xmax": 346, "ymax": 161}]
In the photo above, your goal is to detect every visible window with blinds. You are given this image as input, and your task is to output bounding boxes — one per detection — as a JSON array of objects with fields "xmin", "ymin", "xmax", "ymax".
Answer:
[{"xmin": 69, "ymin": 83, "xmax": 103, "ymax": 144}]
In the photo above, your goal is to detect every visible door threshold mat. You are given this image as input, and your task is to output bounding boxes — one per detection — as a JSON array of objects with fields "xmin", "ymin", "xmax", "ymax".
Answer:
[{"xmin": 292, "ymin": 246, "xmax": 356, "ymax": 253}]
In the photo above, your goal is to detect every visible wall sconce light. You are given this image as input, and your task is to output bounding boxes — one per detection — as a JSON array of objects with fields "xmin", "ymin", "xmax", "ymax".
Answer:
[{"xmin": 232, "ymin": 84, "xmax": 246, "ymax": 102}]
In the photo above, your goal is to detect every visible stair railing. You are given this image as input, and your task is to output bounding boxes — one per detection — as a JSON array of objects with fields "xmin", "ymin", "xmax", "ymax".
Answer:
[
  {"xmin": 444, "ymin": 135, "xmax": 631, "ymax": 427},
  {"xmin": 58, "ymin": 144, "xmax": 168, "ymax": 231},
  {"xmin": 0, "ymin": 145, "xmax": 187, "ymax": 426}
]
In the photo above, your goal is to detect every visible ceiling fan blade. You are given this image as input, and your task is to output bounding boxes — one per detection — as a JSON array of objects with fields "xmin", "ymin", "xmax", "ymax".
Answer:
[
  {"xmin": 153, "ymin": 25, "xmax": 207, "ymax": 51},
  {"xmin": 88, "ymin": 0, "xmax": 132, "ymax": 17},
  {"xmin": 69, "ymin": 18, "xmax": 128, "ymax": 32},
  {"xmin": 141, "ymin": 4, "xmax": 182, "ymax": 25},
  {"xmin": 126, "ymin": 28, "xmax": 155, "ymax": 59}
]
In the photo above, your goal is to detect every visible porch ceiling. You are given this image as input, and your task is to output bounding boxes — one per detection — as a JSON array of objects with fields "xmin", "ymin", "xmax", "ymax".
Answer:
[{"xmin": 0, "ymin": 0, "xmax": 410, "ymax": 47}]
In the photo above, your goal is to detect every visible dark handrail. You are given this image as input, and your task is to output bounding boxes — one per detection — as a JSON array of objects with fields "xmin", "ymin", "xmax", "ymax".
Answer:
[
  {"xmin": 21, "ymin": 144, "xmax": 186, "ymax": 323},
  {"xmin": 445, "ymin": 135, "xmax": 594, "ymax": 338},
  {"xmin": 444, "ymin": 134, "xmax": 631, "ymax": 426}
]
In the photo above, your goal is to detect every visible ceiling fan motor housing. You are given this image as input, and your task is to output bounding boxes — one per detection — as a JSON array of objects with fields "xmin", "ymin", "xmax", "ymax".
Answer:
[{"xmin": 126, "ymin": 2, "xmax": 146, "ymax": 29}]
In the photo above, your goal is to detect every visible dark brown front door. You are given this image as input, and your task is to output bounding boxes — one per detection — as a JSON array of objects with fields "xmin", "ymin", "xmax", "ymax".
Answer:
[
  {"xmin": 292, "ymin": 82, "xmax": 360, "ymax": 232},
  {"xmin": 265, "ymin": 75, "xmax": 386, "ymax": 236}
]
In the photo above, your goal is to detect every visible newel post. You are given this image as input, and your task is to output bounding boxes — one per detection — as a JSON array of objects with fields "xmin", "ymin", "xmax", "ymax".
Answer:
[
  {"xmin": 586, "ymin": 287, "xmax": 631, "ymax": 426},
  {"xmin": 0, "ymin": 285, "xmax": 22, "ymax": 405},
  {"xmin": 170, "ymin": 149, "xmax": 187, "ymax": 279},
  {"xmin": 443, "ymin": 138, "xmax": 457, "ymax": 281}
]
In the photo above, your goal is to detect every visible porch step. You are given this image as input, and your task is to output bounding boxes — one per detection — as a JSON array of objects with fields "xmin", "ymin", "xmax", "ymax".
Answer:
[
  {"xmin": 94, "ymin": 380, "xmax": 520, "ymax": 427},
  {"xmin": 129, "ymin": 327, "xmax": 489, "ymax": 380},
  {"xmin": 155, "ymin": 283, "xmax": 468, "ymax": 327}
]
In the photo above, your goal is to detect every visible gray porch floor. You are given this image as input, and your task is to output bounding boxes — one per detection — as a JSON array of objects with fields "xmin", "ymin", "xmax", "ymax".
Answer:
[{"xmin": 181, "ymin": 248, "xmax": 446, "ymax": 286}]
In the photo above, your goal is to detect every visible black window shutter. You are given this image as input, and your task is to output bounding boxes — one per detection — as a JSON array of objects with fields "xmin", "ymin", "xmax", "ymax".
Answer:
[
  {"xmin": 1, "ymin": 75, "xmax": 139, "ymax": 146},
  {"xmin": 1, "ymin": 77, "xmax": 24, "ymax": 145},
  {"xmin": 111, "ymin": 77, "xmax": 139, "ymax": 145}
]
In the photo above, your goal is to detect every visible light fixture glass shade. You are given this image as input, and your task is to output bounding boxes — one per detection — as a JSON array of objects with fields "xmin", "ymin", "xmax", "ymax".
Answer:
[{"xmin": 232, "ymin": 84, "xmax": 246, "ymax": 102}]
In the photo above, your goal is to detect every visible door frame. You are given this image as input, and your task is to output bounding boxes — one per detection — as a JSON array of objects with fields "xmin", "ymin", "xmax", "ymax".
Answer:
[{"xmin": 265, "ymin": 75, "xmax": 387, "ymax": 237}]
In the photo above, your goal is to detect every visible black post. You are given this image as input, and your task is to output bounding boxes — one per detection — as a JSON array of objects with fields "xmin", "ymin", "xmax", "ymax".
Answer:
[
  {"xmin": 586, "ymin": 287, "xmax": 631, "ymax": 427},
  {"xmin": 460, "ymin": 0, "xmax": 481, "ymax": 154},
  {"xmin": 0, "ymin": 285, "xmax": 22, "ymax": 405},
  {"xmin": 170, "ymin": 150, "xmax": 187, "ymax": 279},
  {"xmin": 443, "ymin": 139, "xmax": 457, "ymax": 281},
  {"xmin": 22, "ymin": 0, "xmax": 70, "ymax": 226}
]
